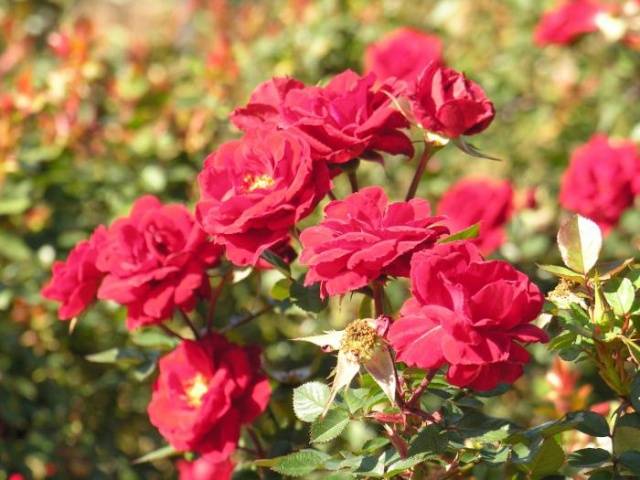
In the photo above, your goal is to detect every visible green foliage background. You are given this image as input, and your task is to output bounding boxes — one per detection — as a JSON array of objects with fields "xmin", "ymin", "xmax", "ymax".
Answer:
[{"xmin": 1, "ymin": 0, "xmax": 639, "ymax": 478}]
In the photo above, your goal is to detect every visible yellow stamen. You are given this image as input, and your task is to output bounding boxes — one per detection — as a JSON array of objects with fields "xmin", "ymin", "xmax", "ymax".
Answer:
[
  {"xmin": 341, "ymin": 319, "xmax": 379, "ymax": 363},
  {"xmin": 185, "ymin": 373, "xmax": 209, "ymax": 408},
  {"xmin": 244, "ymin": 173, "xmax": 275, "ymax": 192}
]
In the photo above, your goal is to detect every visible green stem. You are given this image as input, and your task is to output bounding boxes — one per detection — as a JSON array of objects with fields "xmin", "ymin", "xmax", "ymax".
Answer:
[
  {"xmin": 405, "ymin": 143, "xmax": 434, "ymax": 201},
  {"xmin": 348, "ymin": 171, "xmax": 359, "ymax": 193}
]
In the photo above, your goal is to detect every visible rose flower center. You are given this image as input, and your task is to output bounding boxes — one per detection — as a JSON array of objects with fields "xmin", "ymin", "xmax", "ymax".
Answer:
[
  {"xmin": 244, "ymin": 173, "xmax": 275, "ymax": 192},
  {"xmin": 184, "ymin": 373, "xmax": 209, "ymax": 408},
  {"xmin": 341, "ymin": 319, "xmax": 379, "ymax": 363}
]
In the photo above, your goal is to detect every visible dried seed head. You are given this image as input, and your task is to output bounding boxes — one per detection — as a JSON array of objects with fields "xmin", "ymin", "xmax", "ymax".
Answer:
[{"xmin": 341, "ymin": 319, "xmax": 379, "ymax": 363}]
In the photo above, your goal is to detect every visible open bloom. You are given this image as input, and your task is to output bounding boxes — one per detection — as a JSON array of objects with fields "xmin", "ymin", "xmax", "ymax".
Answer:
[
  {"xmin": 148, "ymin": 334, "xmax": 271, "ymax": 461},
  {"xmin": 231, "ymin": 70, "xmax": 414, "ymax": 164},
  {"xmin": 177, "ymin": 456, "xmax": 234, "ymax": 480},
  {"xmin": 534, "ymin": 0, "xmax": 606, "ymax": 46},
  {"xmin": 96, "ymin": 196, "xmax": 221, "ymax": 330},
  {"xmin": 196, "ymin": 129, "xmax": 330, "ymax": 266},
  {"xmin": 299, "ymin": 186, "xmax": 448, "ymax": 298},
  {"xmin": 559, "ymin": 134, "xmax": 640, "ymax": 232},
  {"xmin": 437, "ymin": 178, "xmax": 514, "ymax": 255},
  {"xmin": 388, "ymin": 242, "xmax": 546, "ymax": 391},
  {"xmin": 408, "ymin": 63, "xmax": 495, "ymax": 138},
  {"xmin": 298, "ymin": 318, "xmax": 395, "ymax": 413},
  {"xmin": 41, "ymin": 225, "xmax": 108, "ymax": 320},
  {"xmin": 364, "ymin": 27, "xmax": 443, "ymax": 86}
]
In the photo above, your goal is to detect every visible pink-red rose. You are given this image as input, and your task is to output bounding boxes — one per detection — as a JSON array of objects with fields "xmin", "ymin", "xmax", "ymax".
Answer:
[
  {"xmin": 196, "ymin": 129, "xmax": 330, "ymax": 266},
  {"xmin": 437, "ymin": 178, "xmax": 514, "ymax": 255},
  {"xmin": 534, "ymin": 0, "xmax": 605, "ymax": 46},
  {"xmin": 177, "ymin": 456, "xmax": 234, "ymax": 480},
  {"xmin": 96, "ymin": 196, "xmax": 221, "ymax": 330},
  {"xmin": 231, "ymin": 70, "xmax": 414, "ymax": 164},
  {"xmin": 148, "ymin": 333, "xmax": 271, "ymax": 461},
  {"xmin": 388, "ymin": 242, "xmax": 546, "ymax": 391},
  {"xmin": 364, "ymin": 27, "xmax": 444, "ymax": 86},
  {"xmin": 41, "ymin": 225, "xmax": 108, "ymax": 320},
  {"xmin": 409, "ymin": 63, "xmax": 495, "ymax": 138},
  {"xmin": 559, "ymin": 134, "xmax": 640, "ymax": 232},
  {"xmin": 299, "ymin": 186, "xmax": 448, "ymax": 298}
]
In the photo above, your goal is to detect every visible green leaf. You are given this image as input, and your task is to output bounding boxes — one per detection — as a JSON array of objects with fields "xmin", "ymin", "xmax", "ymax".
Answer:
[
  {"xmin": 310, "ymin": 408, "xmax": 350, "ymax": 443},
  {"xmin": 603, "ymin": 278, "xmax": 635, "ymax": 315},
  {"xmin": 270, "ymin": 450, "xmax": 329, "ymax": 477},
  {"xmin": 407, "ymin": 425, "xmax": 447, "ymax": 455},
  {"xmin": 0, "ymin": 196, "xmax": 31, "ymax": 215},
  {"xmin": 385, "ymin": 453, "xmax": 434, "ymax": 477},
  {"xmin": 271, "ymin": 278, "xmax": 291, "ymax": 301},
  {"xmin": 260, "ymin": 249, "xmax": 291, "ymax": 276},
  {"xmin": 528, "ymin": 438, "xmax": 565, "ymax": 479},
  {"xmin": 613, "ymin": 413, "xmax": 640, "ymax": 455},
  {"xmin": 291, "ymin": 280, "xmax": 327, "ymax": 313},
  {"xmin": 619, "ymin": 451, "xmax": 640, "ymax": 475},
  {"xmin": 557, "ymin": 214, "xmax": 602, "ymax": 274},
  {"xmin": 596, "ymin": 258, "xmax": 635, "ymax": 280},
  {"xmin": 438, "ymin": 223, "xmax": 479, "ymax": 243},
  {"xmin": 567, "ymin": 448, "xmax": 610, "ymax": 468},
  {"xmin": 293, "ymin": 382, "xmax": 330, "ymax": 423},
  {"xmin": 343, "ymin": 387, "xmax": 370, "ymax": 414},
  {"xmin": 0, "ymin": 231, "xmax": 31, "ymax": 261},
  {"xmin": 574, "ymin": 411, "xmax": 610, "ymax": 437},
  {"xmin": 133, "ymin": 445, "xmax": 178, "ymax": 464},
  {"xmin": 85, "ymin": 347, "xmax": 144, "ymax": 364},
  {"xmin": 131, "ymin": 330, "xmax": 179, "ymax": 349},
  {"xmin": 537, "ymin": 264, "xmax": 585, "ymax": 282},
  {"xmin": 132, "ymin": 358, "xmax": 157, "ymax": 381},
  {"xmin": 452, "ymin": 137, "xmax": 501, "ymax": 161}
]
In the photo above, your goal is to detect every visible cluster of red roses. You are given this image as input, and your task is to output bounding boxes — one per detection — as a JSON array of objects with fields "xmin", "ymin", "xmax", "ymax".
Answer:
[
  {"xmin": 41, "ymin": 27, "xmax": 554, "ymax": 478},
  {"xmin": 535, "ymin": 0, "xmax": 640, "ymax": 48}
]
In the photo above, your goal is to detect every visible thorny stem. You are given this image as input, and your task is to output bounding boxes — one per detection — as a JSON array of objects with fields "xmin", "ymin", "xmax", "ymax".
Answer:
[
  {"xmin": 206, "ymin": 270, "xmax": 232, "ymax": 332},
  {"xmin": 158, "ymin": 323, "xmax": 186, "ymax": 341},
  {"xmin": 221, "ymin": 305, "xmax": 274, "ymax": 332},
  {"xmin": 179, "ymin": 310, "xmax": 200, "ymax": 340},
  {"xmin": 405, "ymin": 143, "xmax": 434, "ymax": 201},
  {"xmin": 372, "ymin": 279, "xmax": 385, "ymax": 317},
  {"xmin": 407, "ymin": 370, "xmax": 437, "ymax": 407},
  {"xmin": 348, "ymin": 171, "xmax": 359, "ymax": 193}
]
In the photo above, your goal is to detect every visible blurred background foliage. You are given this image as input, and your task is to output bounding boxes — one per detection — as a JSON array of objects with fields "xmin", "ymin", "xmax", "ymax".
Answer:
[{"xmin": 1, "ymin": 0, "xmax": 639, "ymax": 478}]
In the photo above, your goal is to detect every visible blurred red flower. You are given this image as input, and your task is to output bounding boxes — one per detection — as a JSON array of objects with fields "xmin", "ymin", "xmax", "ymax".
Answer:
[
  {"xmin": 409, "ymin": 63, "xmax": 495, "ymax": 138},
  {"xmin": 534, "ymin": 0, "xmax": 605, "ymax": 46},
  {"xmin": 299, "ymin": 186, "xmax": 448, "ymax": 298},
  {"xmin": 388, "ymin": 242, "xmax": 546, "ymax": 391},
  {"xmin": 42, "ymin": 225, "xmax": 108, "ymax": 320},
  {"xmin": 96, "ymin": 196, "xmax": 221, "ymax": 329},
  {"xmin": 196, "ymin": 129, "xmax": 330, "ymax": 266},
  {"xmin": 559, "ymin": 134, "xmax": 640, "ymax": 232},
  {"xmin": 364, "ymin": 27, "xmax": 443, "ymax": 86},
  {"xmin": 231, "ymin": 70, "xmax": 414, "ymax": 164},
  {"xmin": 177, "ymin": 456, "xmax": 234, "ymax": 480},
  {"xmin": 437, "ymin": 178, "xmax": 514, "ymax": 255},
  {"xmin": 148, "ymin": 334, "xmax": 270, "ymax": 461}
]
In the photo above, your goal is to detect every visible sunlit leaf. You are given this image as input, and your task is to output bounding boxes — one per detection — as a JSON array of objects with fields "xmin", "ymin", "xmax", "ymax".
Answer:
[{"xmin": 557, "ymin": 214, "xmax": 602, "ymax": 274}]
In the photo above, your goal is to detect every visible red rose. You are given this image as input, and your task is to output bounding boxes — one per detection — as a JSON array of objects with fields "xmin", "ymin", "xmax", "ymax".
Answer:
[
  {"xmin": 534, "ymin": 0, "xmax": 605, "ymax": 46},
  {"xmin": 364, "ymin": 27, "xmax": 444, "ymax": 86},
  {"xmin": 41, "ymin": 225, "xmax": 108, "ymax": 320},
  {"xmin": 408, "ymin": 63, "xmax": 495, "ymax": 138},
  {"xmin": 560, "ymin": 134, "xmax": 640, "ymax": 232},
  {"xmin": 196, "ymin": 129, "xmax": 330, "ymax": 266},
  {"xmin": 148, "ymin": 334, "xmax": 270, "ymax": 461},
  {"xmin": 388, "ymin": 242, "xmax": 546, "ymax": 391},
  {"xmin": 437, "ymin": 178, "xmax": 513, "ymax": 255},
  {"xmin": 177, "ymin": 456, "xmax": 234, "ymax": 480},
  {"xmin": 96, "ymin": 196, "xmax": 221, "ymax": 330},
  {"xmin": 231, "ymin": 70, "xmax": 414, "ymax": 164},
  {"xmin": 299, "ymin": 186, "xmax": 448, "ymax": 298}
]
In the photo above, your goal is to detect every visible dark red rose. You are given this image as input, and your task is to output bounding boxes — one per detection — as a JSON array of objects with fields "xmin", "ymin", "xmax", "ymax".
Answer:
[
  {"xmin": 231, "ymin": 70, "xmax": 414, "ymax": 164},
  {"xmin": 534, "ymin": 0, "xmax": 605, "ymax": 46},
  {"xmin": 437, "ymin": 178, "xmax": 513, "ymax": 255},
  {"xmin": 41, "ymin": 225, "xmax": 108, "ymax": 320},
  {"xmin": 196, "ymin": 129, "xmax": 330, "ymax": 266},
  {"xmin": 388, "ymin": 242, "xmax": 546, "ymax": 391},
  {"xmin": 364, "ymin": 27, "xmax": 443, "ymax": 86},
  {"xmin": 96, "ymin": 196, "xmax": 221, "ymax": 330},
  {"xmin": 560, "ymin": 134, "xmax": 640, "ymax": 232},
  {"xmin": 299, "ymin": 186, "xmax": 448, "ymax": 298},
  {"xmin": 177, "ymin": 456, "xmax": 234, "ymax": 480},
  {"xmin": 408, "ymin": 63, "xmax": 495, "ymax": 138},
  {"xmin": 147, "ymin": 334, "xmax": 270, "ymax": 461}
]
